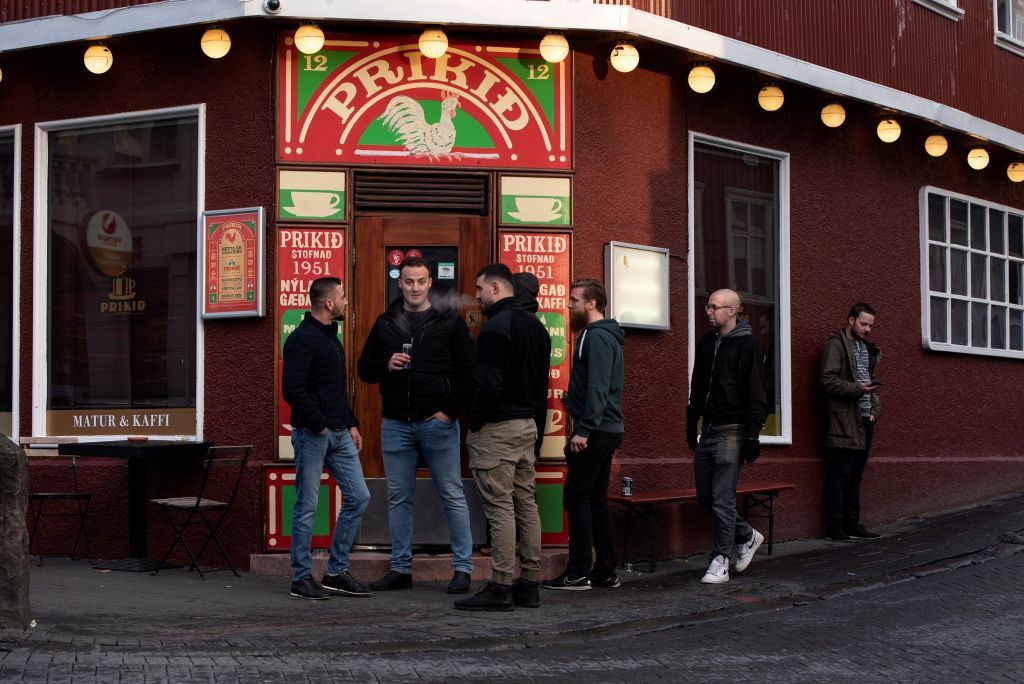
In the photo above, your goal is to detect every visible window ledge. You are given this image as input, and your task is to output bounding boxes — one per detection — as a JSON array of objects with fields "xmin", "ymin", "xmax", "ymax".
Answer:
[
  {"xmin": 995, "ymin": 33, "xmax": 1024, "ymax": 59},
  {"xmin": 912, "ymin": 0, "xmax": 964, "ymax": 21}
]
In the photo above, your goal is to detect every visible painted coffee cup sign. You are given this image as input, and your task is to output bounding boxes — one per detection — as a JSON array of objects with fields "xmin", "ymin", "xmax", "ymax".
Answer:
[
  {"xmin": 276, "ymin": 227, "xmax": 347, "ymax": 459},
  {"xmin": 499, "ymin": 230, "xmax": 572, "ymax": 459},
  {"xmin": 500, "ymin": 176, "xmax": 571, "ymax": 225},
  {"xmin": 278, "ymin": 169, "xmax": 346, "ymax": 222},
  {"xmin": 276, "ymin": 34, "xmax": 572, "ymax": 169},
  {"xmin": 201, "ymin": 207, "xmax": 265, "ymax": 318}
]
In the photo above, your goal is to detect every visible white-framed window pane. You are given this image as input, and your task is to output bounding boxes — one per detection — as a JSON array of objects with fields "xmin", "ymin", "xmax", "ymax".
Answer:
[
  {"xmin": 990, "ymin": 209, "xmax": 1005, "ymax": 254},
  {"xmin": 991, "ymin": 305, "xmax": 1007, "ymax": 349},
  {"xmin": 929, "ymin": 245, "xmax": 947, "ymax": 292},
  {"xmin": 1009, "ymin": 215, "xmax": 1023, "ymax": 257},
  {"xmin": 951, "ymin": 298, "xmax": 969, "ymax": 345},
  {"xmin": 0, "ymin": 132, "xmax": 12, "ymax": 422},
  {"xmin": 971, "ymin": 302, "xmax": 988, "ymax": 347},
  {"xmin": 971, "ymin": 253, "xmax": 988, "ymax": 298},
  {"xmin": 950, "ymin": 200, "xmax": 968, "ymax": 246},
  {"xmin": 991, "ymin": 258, "xmax": 1007, "ymax": 302},
  {"xmin": 1011, "ymin": 309, "xmax": 1024, "ymax": 350},
  {"xmin": 930, "ymin": 297, "xmax": 948, "ymax": 343},
  {"xmin": 970, "ymin": 204, "xmax": 987, "ymax": 250},
  {"xmin": 951, "ymin": 249, "xmax": 969, "ymax": 295},
  {"xmin": 1011, "ymin": 262, "xmax": 1023, "ymax": 305},
  {"xmin": 928, "ymin": 193, "xmax": 946, "ymax": 241}
]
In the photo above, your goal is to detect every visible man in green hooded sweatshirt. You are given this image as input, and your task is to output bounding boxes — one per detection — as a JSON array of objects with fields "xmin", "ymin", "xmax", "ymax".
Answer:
[{"xmin": 543, "ymin": 278, "xmax": 625, "ymax": 591}]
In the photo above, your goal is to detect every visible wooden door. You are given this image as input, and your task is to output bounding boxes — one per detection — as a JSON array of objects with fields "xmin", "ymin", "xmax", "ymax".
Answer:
[{"xmin": 350, "ymin": 215, "xmax": 490, "ymax": 477}]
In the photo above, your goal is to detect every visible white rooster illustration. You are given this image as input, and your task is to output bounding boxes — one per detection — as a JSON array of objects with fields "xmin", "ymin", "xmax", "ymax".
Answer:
[{"xmin": 378, "ymin": 89, "xmax": 461, "ymax": 160}]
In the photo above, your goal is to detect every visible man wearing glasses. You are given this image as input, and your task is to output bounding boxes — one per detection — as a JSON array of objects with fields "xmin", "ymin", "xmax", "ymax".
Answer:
[{"xmin": 686, "ymin": 289, "xmax": 768, "ymax": 584}]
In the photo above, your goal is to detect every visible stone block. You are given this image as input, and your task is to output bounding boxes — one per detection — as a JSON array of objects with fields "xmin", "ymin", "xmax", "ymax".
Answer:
[{"xmin": 0, "ymin": 435, "xmax": 32, "ymax": 629}]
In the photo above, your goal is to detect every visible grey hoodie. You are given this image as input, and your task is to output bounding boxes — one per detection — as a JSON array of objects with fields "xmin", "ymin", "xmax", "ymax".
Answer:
[{"xmin": 566, "ymin": 318, "xmax": 625, "ymax": 437}]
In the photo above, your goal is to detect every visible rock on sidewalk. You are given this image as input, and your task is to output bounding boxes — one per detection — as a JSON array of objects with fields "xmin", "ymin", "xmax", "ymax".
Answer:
[{"xmin": 0, "ymin": 435, "xmax": 31, "ymax": 629}]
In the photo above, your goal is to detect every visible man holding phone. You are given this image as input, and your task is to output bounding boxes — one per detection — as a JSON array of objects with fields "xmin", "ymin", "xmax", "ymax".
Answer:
[{"xmin": 819, "ymin": 302, "xmax": 882, "ymax": 541}]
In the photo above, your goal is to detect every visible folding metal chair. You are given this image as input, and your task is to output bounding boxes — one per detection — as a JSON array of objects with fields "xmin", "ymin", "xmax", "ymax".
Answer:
[
  {"xmin": 28, "ymin": 454, "xmax": 93, "ymax": 566},
  {"xmin": 150, "ymin": 445, "xmax": 251, "ymax": 578}
]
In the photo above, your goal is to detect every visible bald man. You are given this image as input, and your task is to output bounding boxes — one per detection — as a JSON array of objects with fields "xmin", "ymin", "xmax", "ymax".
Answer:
[{"xmin": 686, "ymin": 289, "xmax": 768, "ymax": 584}]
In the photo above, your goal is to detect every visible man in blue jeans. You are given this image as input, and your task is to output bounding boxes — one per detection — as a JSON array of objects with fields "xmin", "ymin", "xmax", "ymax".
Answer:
[
  {"xmin": 282, "ymin": 277, "xmax": 372, "ymax": 600},
  {"xmin": 686, "ymin": 289, "xmax": 768, "ymax": 584},
  {"xmin": 358, "ymin": 258, "xmax": 477, "ymax": 594}
]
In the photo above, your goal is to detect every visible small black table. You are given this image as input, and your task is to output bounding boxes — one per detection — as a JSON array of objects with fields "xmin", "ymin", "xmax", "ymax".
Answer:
[{"xmin": 58, "ymin": 440, "xmax": 211, "ymax": 571}]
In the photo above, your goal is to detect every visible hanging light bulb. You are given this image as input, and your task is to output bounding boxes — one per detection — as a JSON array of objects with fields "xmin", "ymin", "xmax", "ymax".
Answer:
[
  {"xmin": 924, "ymin": 134, "xmax": 948, "ymax": 157},
  {"xmin": 609, "ymin": 42, "xmax": 639, "ymax": 73},
  {"xmin": 539, "ymin": 33, "xmax": 569, "ymax": 63},
  {"xmin": 83, "ymin": 43, "xmax": 113, "ymax": 74},
  {"xmin": 757, "ymin": 84, "xmax": 784, "ymax": 111},
  {"xmin": 0, "ymin": 66, "xmax": 3, "ymax": 84},
  {"xmin": 1008, "ymin": 162, "xmax": 1024, "ymax": 183},
  {"xmin": 967, "ymin": 147, "xmax": 990, "ymax": 170},
  {"xmin": 294, "ymin": 23, "xmax": 325, "ymax": 55},
  {"xmin": 876, "ymin": 118, "xmax": 901, "ymax": 143},
  {"xmin": 820, "ymin": 102, "xmax": 846, "ymax": 128},
  {"xmin": 419, "ymin": 27, "xmax": 448, "ymax": 59},
  {"xmin": 201, "ymin": 26, "xmax": 231, "ymax": 59},
  {"xmin": 687, "ymin": 63, "xmax": 715, "ymax": 93}
]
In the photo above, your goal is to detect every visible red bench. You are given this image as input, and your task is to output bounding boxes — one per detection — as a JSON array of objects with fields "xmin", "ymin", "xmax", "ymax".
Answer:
[{"xmin": 607, "ymin": 480, "xmax": 796, "ymax": 572}]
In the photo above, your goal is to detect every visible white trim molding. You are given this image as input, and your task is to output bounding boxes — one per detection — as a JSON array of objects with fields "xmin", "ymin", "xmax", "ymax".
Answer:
[
  {"xmin": 912, "ymin": 0, "xmax": 965, "ymax": 22},
  {"xmin": 0, "ymin": 0, "xmax": 1021, "ymax": 155},
  {"xmin": 1, "ymin": 125, "xmax": 21, "ymax": 440},
  {"xmin": 32, "ymin": 105, "xmax": 206, "ymax": 441}
]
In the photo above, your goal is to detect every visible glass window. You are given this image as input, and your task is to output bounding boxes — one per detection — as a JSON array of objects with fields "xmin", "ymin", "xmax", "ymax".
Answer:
[
  {"xmin": 996, "ymin": 0, "xmax": 1024, "ymax": 49},
  {"xmin": 693, "ymin": 139, "xmax": 787, "ymax": 440},
  {"xmin": 922, "ymin": 188, "xmax": 1024, "ymax": 359},
  {"xmin": 0, "ymin": 131, "xmax": 13, "ymax": 436},
  {"xmin": 44, "ymin": 114, "xmax": 199, "ymax": 436}
]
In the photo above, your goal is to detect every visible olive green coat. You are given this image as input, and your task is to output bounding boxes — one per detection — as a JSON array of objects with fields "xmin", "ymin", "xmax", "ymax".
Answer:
[{"xmin": 819, "ymin": 329, "xmax": 880, "ymax": 450}]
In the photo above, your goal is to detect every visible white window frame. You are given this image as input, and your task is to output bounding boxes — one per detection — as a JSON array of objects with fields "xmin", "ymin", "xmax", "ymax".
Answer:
[
  {"xmin": 994, "ymin": 0, "xmax": 1024, "ymax": 58},
  {"xmin": 913, "ymin": 0, "xmax": 964, "ymax": 21},
  {"xmin": 688, "ymin": 132, "xmax": 792, "ymax": 445},
  {"xmin": 32, "ymin": 105, "xmax": 206, "ymax": 441},
  {"xmin": 1, "ymin": 125, "xmax": 21, "ymax": 440},
  {"xmin": 919, "ymin": 185, "xmax": 1024, "ymax": 359}
]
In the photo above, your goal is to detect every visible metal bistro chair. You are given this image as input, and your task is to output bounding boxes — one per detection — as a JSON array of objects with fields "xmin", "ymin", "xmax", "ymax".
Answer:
[
  {"xmin": 27, "ymin": 451, "xmax": 94, "ymax": 566},
  {"xmin": 150, "ymin": 445, "xmax": 251, "ymax": 579}
]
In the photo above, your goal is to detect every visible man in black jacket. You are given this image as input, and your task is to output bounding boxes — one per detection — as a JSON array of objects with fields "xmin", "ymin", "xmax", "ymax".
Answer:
[
  {"xmin": 357, "ymin": 258, "xmax": 476, "ymax": 595},
  {"xmin": 282, "ymin": 277, "xmax": 372, "ymax": 601},
  {"xmin": 455, "ymin": 263, "xmax": 550, "ymax": 612},
  {"xmin": 686, "ymin": 289, "xmax": 768, "ymax": 585}
]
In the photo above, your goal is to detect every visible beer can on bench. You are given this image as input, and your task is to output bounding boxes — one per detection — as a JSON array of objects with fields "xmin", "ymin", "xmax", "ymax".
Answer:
[{"xmin": 622, "ymin": 476, "xmax": 633, "ymax": 497}]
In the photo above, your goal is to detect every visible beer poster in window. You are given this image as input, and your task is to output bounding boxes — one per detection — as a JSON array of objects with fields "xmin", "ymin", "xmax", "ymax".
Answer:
[
  {"xmin": 276, "ymin": 227, "xmax": 347, "ymax": 460},
  {"xmin": 201, "ymin": 208, "xmax": 265, "ymax": 318},
  {"xmin": 499, "ymin": 231, "xmax": 572, "ymax": 459},
  {"xmin": 276, "ymin": 33, "xmax": 572, "ymax": 169}
]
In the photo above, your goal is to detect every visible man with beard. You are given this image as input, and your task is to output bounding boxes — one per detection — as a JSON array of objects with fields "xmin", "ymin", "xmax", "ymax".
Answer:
[
  {"xmin": 686, "ymin": 288, "xmax": 768, "ymax": 584},
  {"xmin": 455, "ymin": 263, "xmax": 550, "ymax": 612},
  {"xmin": 543, "ymin": 278, "xmax": 625, "ymax": 591},
  {"xmin": 819, "ymin": 302, "xmax": 881, "ymax": 541},
  {"xmin": 282, "ymin": 277, "xmax": 372, "ymax": 600}
]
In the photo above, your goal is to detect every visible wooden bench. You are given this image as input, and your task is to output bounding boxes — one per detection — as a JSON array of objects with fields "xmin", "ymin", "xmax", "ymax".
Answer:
[{"xmin": 607, "ymin": 480, "xmax": 796, "ymax": 572}]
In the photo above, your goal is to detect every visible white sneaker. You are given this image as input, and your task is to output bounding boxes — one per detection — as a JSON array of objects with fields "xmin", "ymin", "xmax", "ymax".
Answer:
[
  {"xmin": 733, "ymin": 529, "xmax": 764, "ymax": 573},
  {"xmin": 700, "ymin": 554, "xmax": 730, "ymax": 584}
]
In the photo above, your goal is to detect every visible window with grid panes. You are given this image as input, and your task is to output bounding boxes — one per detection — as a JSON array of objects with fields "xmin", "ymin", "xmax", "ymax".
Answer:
[{"xmin": 922, "ymin": 188, "xmax": 1024, "ymax": 357}]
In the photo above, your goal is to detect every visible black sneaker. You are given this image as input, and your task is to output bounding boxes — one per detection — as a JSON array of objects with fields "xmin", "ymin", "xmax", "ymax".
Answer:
[
  {"xmin": 511, "ymin": 578, "xmax": 540, "ymax": 608},
  {"xmin": 592, "ymin": 573, "xmax": 621, "ymax": 588},
  {"xmin": 290, "ymin": 575, "xmax": 330, "ymax": 600},
  {"xmin": 454, "ymin": 581, "xmax": 514, "ymax": 612},
  {"xmin": 370, "ymin": 570, "xmax": 413, "ymax": 591},
  {"xmin": 447, "ymin": 571, "xmax": 472, "ymax": 595},
  {"xmin": 846, "ymin": 524, "xmax": 881, "ymax": 539},
  {"xmin": 541, "ymin": 572, "xmax": 592, "ymax": 591},
  {"xmin": 321, "ymin": 571, "xmax": 373, "ymax": 597},
  {"xmin": 825, "ymin": 526, "xmax": 851, "ymax": 542}
]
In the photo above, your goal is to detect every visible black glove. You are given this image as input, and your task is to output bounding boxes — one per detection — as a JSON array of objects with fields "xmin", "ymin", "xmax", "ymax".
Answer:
[
  {"xmin": 686, "ymin": 425, "xmax": 698, "ymax": 451},
  {"xmin": 741, "ymin": 438, "xmax": 760, "ymax": 464}
]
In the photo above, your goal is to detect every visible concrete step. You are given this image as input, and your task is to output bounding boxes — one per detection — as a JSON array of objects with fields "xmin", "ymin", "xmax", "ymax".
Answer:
[{"xmin": 250, "ymin": 548, "xmax": 569, "ymax": 580}]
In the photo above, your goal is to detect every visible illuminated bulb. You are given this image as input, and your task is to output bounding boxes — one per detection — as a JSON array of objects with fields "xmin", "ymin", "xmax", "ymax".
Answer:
[
  {"xmin": 758, "ymin": 84, "xmax": 784, "ymax": 111},
  {"xmin": 201, "ymin": 27, "xmax": 231, "ymax": 59},
  {"xmin": 967, "ymin": 147, "xmax": 989, "ymax": 170},
  {"xmin": 687, "ymin": 64, "xmax": 715, "ymax": 93},
  {"xmin": 876, "ymin": 118, "xmax": 901, "ymax": 143},
  {"xmin": 294, "ymin": 23, "xmax": 325, "ymax": 55},
  {"xmin": 539, "ymin": 33, "xmax": 569, "ymax": 63},
  {"xmin": 1008, "ymin": 162, "xmax": 1024, "ymax": 183},
  {"xmin": 924, "ymin": 134, "xmax": 948, "ymax": 157},
  {"xmin": 820, "ymin": 102, "xmax": 846, "ymax": 128},
  {"xmin": 419, "ymin": 28, "xmax": 448, "ymax": 59},
  {"xmin": 83, "ymin": 43, "xmax": 113, "ymax": 74},
  {"xmin": 610, "ymin": 42, "xmax": 639, "ymax": 73}
]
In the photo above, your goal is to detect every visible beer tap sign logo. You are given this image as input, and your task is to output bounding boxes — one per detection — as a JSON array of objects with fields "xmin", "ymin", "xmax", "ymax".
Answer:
[{"xmin": 276, "ymin": 34, "xmax": 571, "ymax": 169}]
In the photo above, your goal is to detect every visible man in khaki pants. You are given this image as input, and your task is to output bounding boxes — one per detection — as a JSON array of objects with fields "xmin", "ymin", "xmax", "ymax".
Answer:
[{"xmin": 455, "ymin": 264, "xmax": 551, "ymax": 612}]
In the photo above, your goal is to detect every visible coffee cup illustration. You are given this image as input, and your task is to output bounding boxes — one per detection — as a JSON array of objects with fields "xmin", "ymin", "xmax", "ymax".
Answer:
[
  {"xmin": 111, "ymin": 274, "xmax": 137, "ymax": 300},
  {"xmin": 512, "ymin": 196, "xmax": 563, "ymax": 222},
  {"xmin": 287, "ymin": 191, "xmax": 341, "ymax": 217}
]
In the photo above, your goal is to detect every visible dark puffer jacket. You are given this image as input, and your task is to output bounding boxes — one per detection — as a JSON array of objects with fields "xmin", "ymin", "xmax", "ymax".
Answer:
[
  {"xmin": 282, "ymin": 312, "xmax": 358, "ymax": 433},
  {"xmin": 357, "ymin": 299, "xmax": 476, "ymax": 421}
]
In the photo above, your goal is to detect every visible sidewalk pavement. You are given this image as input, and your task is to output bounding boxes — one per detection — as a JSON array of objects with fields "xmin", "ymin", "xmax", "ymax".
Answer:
[{"xmin": 3, "ymin": 492, "xmax": 1023, "ymax": 656}]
